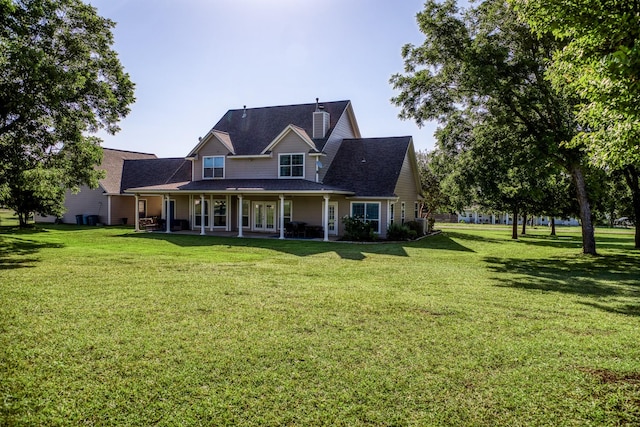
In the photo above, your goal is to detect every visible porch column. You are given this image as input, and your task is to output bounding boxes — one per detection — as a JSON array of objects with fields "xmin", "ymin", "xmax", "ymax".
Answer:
[
  {"xmin": 226, "ymin": 195, "xmax": 231, "ymax": 232},
  {"xmin": 209, "ymin": 195, "xmax": 214, "ymax": 232},
  {"xmin": 134, "ymin": 194, "xmax": 140, "ymax": 232},
  {"xmin": 505, "ymin": 213, "xmax": 509, "ymax": 225},
  {"xmin": 279, "ymin": 194, "xmax": 285, "ymax": 240},
  {"xmin": 165, "ymin": 195, "xmax": 171, "ymax": 233},
  {"xmin": 323, "ymin": 195, "xmax": 330, "ymax": 242},
  {"xmin": 200, "ymin": 195, "xmax": 205, "ymax": 235},
  {"xmin": 107, "ymin": 195, "xmax": 112, "ymax": 226},
  {"xmin": 237, "ymin": 195, "xmax": 244, "ymax": 238},
  {"xmin": 492, "ymin": 214, "xmax": 495, "ymax": 225}
]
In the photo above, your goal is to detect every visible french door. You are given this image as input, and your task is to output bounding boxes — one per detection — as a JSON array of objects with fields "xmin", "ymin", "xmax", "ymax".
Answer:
[
  {"xmin": 194, "ymin": 199, "xmax": 209, "ymax": 227},
  {"xmin": 253, "ymin": 202, "xmax": 276, "ymax": 232}
]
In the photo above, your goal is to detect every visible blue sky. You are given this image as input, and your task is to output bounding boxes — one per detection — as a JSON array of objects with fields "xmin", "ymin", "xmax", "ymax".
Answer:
[{"xmin": 89, "ymin": 0, "xmax": 449, "ymax": 158}]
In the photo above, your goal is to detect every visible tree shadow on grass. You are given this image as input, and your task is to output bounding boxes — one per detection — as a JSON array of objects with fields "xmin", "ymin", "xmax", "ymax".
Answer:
[
  {"xmin": 440, "ymin": 230, "xmax": 503, "ymax": 246},
  {"xmin": 420, "ymin": 231, "xmax": 475, "ymax": 252},
  {"xmin": 118, "ymin": 231, "xmax": 474, "ymax": 260},
  {"xmin": 0, "ymin": 229, "xmax": 64, "ymax": 270},
  {"xmin": 118, "ymin": 232, "xmax": 410, "ymax": 260},
  {"xmin": 517, "ymin": 233, "xmax": 637, "ymax": 251},
  {"xmin": 485, "ymin": 254, "xmax": 640, "ymax": 315}
]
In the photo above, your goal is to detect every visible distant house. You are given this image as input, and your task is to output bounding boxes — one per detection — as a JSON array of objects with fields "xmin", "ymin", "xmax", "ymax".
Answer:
[
  {"xmin": 457, "ymin": 209, "xmax": 580, "ymax": 226},
  {"xmin": 45, "ymin": 99, "xmax": 424, "ymax": 240}
]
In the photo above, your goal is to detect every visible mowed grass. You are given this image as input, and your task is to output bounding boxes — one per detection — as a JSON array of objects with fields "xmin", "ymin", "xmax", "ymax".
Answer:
[{"xmin": 1, "ymin": 218, "xmax": 639, "ymax": 425}]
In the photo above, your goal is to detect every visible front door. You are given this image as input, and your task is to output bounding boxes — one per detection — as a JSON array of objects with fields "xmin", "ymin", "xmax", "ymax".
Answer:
[
  {"xmin": 253, "ymin": 202, "xmax": 276, "ymax": 232},
  {"xmin": 328, "ymin": 202, "xmax": 338, "ymax": 235}
]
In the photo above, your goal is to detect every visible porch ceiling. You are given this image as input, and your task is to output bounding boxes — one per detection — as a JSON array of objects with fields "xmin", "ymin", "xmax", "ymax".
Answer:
[{"xmin": 125, "ymin": 179, "xmax": 354, "ymax": 196}]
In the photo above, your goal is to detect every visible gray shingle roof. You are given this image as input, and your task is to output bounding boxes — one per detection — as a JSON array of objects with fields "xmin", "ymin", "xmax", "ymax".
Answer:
[
  {"xmin": 99, "ymin": 148, "xmax": 157, "ymax": 194},
  {"xmin": 201, "ymin": 100, "xmax": 350, "ymax": 155},
  {"xmin": 323, "ymin": 137, "xmax": 412, "ymax": 197},
  {"xmin": 121, "ymin": 158, "xmax": 192, "ymax": 193}
]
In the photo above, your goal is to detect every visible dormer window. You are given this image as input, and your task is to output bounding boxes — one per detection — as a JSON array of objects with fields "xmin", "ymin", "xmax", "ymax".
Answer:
[
  {"xmin": 203, "ymin": 156, "xmax": 224, "ymax": 179},
  {"xmin": 279, "ymin": 153, "xmax": 304, "ymax": 178}
]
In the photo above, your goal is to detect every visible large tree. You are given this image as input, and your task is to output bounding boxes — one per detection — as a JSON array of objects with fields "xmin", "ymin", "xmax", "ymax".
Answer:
[
  {"xmin": 0, "ymin": 0, "xmax": 134, "ymax": 226},
  {"xmin": 511, "ymin": 0, "xmax": 640, "ymax": 247},
  {"xmin": 390, "ymin": 0, "xmax": 598, "ymax": 254}
]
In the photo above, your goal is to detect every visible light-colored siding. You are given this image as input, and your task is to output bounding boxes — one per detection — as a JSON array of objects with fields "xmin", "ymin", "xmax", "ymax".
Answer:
[
  {"xmin": 226, "ymin": 157, "xmax": 272, "ymax": 179},
  {"xmin": 290, "ymin": 196, "xmax": 323, "ymax": 224},
  {"xmin": 193, "ymin": 137, "xmax": 232, "ymax": 181},
  {"xmin": 225, "ymin": 132, "xmax": 317, "ymax": 180},
  {"xmin": 111, "ymin": 195, "xmax": 135, "ymax": 225},
  {"xmin": 393, "ymin": 150, "xmax": 421, "ymax": 222},
  {"xmin": 174, "ymin": 195, "xmax": 191, "ymax": 223},
  {"xmin": 59, "ymin": 186, "xmax": 106, "ymax": 224},
  {"xmin": 144, "ymin": 196, "xmax": 164, "ymax": 218}
]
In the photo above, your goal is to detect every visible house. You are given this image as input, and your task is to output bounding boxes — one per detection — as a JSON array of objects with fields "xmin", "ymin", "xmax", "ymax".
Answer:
[
  {"xmin": 456, "ymin": 209, "xmax": 580, "ymax": 226},
  {"xmin": 46, "ymin": 99, "xmax": 424, "ymax": 240},
  {"xmin": 38, "ymin": 148, "xmax": 190, "ymax": 226}
]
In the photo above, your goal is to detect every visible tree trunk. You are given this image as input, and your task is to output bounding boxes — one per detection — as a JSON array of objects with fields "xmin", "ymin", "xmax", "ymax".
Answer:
[
  {"xmin": 521, "ymin": 213, "xmax": 527, "ymax": 235},
  {"xmin": 571, "ymin": 164, "xmax": 597, "ymax": 255},
  {"xmin": 550, "ymin": 217, "xmax": 556, "ymax": 236},
  {"xmin": 17, "ymin": 211, "xmax": 29, "ymax": 228},
  {"xmin": 512, "ymin": 206, "xmax": 518, "ymax": 240},
  {"xmin": 622, "ymin": 165, "xmax": 640, "ymax": 249}
]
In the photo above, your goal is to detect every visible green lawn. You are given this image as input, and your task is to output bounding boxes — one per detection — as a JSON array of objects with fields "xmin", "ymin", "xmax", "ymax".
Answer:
[{"xmin": 1, "ymin": 220, "xmax": 639, "ymax": 426}]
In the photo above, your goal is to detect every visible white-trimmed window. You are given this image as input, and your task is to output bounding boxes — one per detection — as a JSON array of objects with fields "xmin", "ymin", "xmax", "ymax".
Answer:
[
  {"xmin": 414, "ymin": 202, "xmax": 420, "ymax": 219},
  {"xmin": 279, "ymin": 153, "xmax": 304, "ymax": 178},
  {"xmin": 389, "ymin": 202, "xmax": 395, "ymax": 225},
  {"xmin": 401, "ymin": 202, "xmax": 406, "ymax": 224},
  {"xmin": 203, "ymin": 156, "xmax": 225, "ymax": 179},
  {"xmin": 351, "ymin": 202, "xmax": 381, "ymax": 233}
]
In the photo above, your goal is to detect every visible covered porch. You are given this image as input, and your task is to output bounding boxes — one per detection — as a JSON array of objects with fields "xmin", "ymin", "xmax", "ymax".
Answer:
[{"xmin": 127, "ymin": 180, "xmax": 354, "ymax": 242}]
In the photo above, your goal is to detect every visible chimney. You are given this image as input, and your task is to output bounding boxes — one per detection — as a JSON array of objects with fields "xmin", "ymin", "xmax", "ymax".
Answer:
[{"xmin": 312, "ymin": 98, "xmax": 330, "ymax": 138}]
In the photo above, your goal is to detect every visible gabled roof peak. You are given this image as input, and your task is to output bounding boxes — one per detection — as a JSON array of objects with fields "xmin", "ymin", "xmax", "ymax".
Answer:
[{"xmin": 199, "ymin": 100, "xmax": 352, "ymax": 156}]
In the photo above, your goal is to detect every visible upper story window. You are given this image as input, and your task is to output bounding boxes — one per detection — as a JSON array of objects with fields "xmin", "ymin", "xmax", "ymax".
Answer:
[
  {"xmin": 203, "ymin": 156, "xmax": 224, "ymax": 179},
  {"xmin": 279, "ymin": 153, "xmax": 304, "ymax": 178}
]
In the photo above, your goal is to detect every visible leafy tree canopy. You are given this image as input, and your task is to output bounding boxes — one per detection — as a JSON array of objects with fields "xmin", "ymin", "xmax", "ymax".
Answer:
[
  {"xmin": 0, "ymin": 0, "xmax": 135, "ymax": 226},
  {"xmin": 510, "ymin": 0, "xmax": 640, "ymax": 169},
  {"xmin": 390, "ymin": 0, "xmax": 598, "ymax": 253}
]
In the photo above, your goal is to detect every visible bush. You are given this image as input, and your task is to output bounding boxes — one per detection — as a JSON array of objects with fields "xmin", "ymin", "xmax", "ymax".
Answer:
[
  {"xmin": 342, "ymin": 216, "xmax": 375, "ymax": 241},
  {"xmin": 387, "ymin": 222, "xmax": 412, "ymax": 241},
  {"xmin": 427, "ymin": 217, "xmax": 436, "ymax": 232},
  {"xmin": 405, "ymin": 220, "xmax": 425, "ymax": 237}
]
